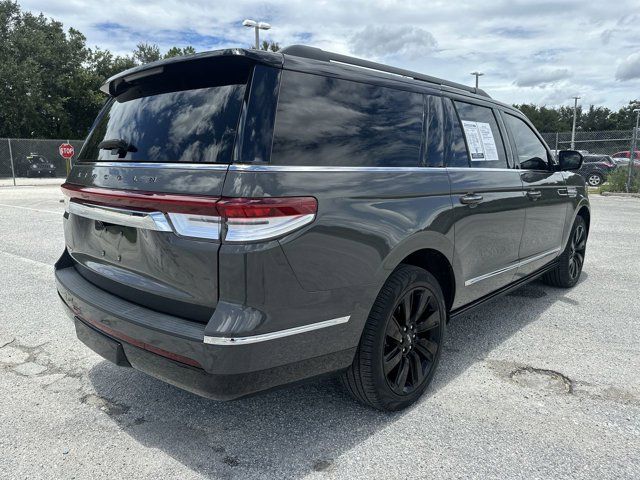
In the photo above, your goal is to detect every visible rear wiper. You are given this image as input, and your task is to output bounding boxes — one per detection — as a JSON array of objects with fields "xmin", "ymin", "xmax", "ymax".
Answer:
[{"xmin": 98, "ymin": 139, "xmax": 138, "ymax": 158}]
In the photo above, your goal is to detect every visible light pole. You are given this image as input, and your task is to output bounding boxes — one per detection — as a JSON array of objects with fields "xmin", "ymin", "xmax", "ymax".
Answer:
[
  {"xmin": 470, "ymin": 71, "xmax": 484, "ymax": 90},
  {"xmin": 626, "ymin": 108, "xmax": 640, "ymax": 192},
  {"xmin": 570, "ymin": 96, "xmax": 581, "ymax": 150},
  {"xmin": 242, "ymin": 19, "xmax": 271, "ymax": 49}
]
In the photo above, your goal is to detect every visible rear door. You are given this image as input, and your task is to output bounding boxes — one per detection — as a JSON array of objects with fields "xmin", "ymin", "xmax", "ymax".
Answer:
[
  {"xmin": 62, "ymin": 56, "xmax": 253, "ymax": 322},
  {"xmin": 501, "ymin": 112, "xmax": 568, "ymax": 278},
  {"xmin": 446, "ymin": 99, "xmax": 527, "ymax": 307}
]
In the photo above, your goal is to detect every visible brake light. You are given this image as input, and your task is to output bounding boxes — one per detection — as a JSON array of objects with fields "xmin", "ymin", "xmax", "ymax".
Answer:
[
  {"xmin": 61, "ymin": 183, "xmax": 317, "ymax": 242},
  {"xmin": 219, "ymin": 197, "xmax": 317, "ymax": 243}
]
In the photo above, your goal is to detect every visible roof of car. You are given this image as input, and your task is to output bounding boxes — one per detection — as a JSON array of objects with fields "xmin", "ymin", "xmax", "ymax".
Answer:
[{"xmin": 100, "ymin": 45, "xmax": 512, "ymax": 110}]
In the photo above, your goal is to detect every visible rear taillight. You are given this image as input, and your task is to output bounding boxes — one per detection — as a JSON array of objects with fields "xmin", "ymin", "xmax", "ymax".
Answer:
[
  {"xmin": 61, "ymin": 183, "xmax": 317, "ymax": 242},
  {"xmin": 217, "ymin": 197, "xmax": 317, "ymax": 242}
]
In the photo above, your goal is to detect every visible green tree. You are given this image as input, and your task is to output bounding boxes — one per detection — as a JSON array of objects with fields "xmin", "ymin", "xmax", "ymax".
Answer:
[
  {"xmin": 164, "ymin": 46, "xmax": 196, "ymax": 58},
  {"xmin": 133, "ymin": 42, "xmax": 161, "ymax": 64},
  {"xmin": 260, "ymin": 40, "xmax": 280, "ymax": 52}
]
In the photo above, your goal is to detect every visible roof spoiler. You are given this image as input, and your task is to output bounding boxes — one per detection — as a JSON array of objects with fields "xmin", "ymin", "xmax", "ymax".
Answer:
[{"xmin": 100, "ymin": 48, "xmax": 283, "ymax": 96}]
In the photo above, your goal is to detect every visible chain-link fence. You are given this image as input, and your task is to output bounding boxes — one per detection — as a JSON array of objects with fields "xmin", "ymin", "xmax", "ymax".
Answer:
[
  {"xmin": 0, "ymin": 138, "xmax": 84, "ymax": 186},
  {"xmin": 0, "ymin": 131, "xmax": 636, "ymax": 187},
  {"xmin": 540, "ymin": 130, "xmax": 634, "ymax": 155}
]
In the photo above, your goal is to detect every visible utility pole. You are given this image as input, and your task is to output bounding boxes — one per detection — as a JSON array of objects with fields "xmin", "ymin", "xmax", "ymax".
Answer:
[
  {"xmin": 470, "ymin": 71, "xmax": 484, "ymax": 90},
  {"xmin": 242, "ymin": 19, "xmax": 271, "ymax": 49},
  {"xmin": 626, "ymin": 108, "xmax": 640, "ymax": 192},
  {"xmin": 570, "ymin": 96, "xmax": 581, "ymax": 150}
]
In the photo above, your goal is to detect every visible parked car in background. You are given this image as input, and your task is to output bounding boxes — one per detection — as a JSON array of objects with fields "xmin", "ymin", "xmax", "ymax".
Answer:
[
  {"xmin": 16, "ymin": 153, "xmax": 56, "ymax": 177},
  {"xmin": 611, "ymin": 150, "xmax": 640, "ymax": 167},
  {"xmin": 55, "ymin": 45, "xmax": 590, "ymax": 411},
  {"xmin": 577, "ymin": 154, "xmax": 616, "ymax": 186}
]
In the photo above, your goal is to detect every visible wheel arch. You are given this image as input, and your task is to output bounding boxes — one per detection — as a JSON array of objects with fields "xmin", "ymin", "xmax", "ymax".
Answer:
[{"xmin": 399, "ymin": 248, "xmax": 456, "ymax": 312}]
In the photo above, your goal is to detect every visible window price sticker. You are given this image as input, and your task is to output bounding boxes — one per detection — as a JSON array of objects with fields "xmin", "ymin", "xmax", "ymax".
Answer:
[{"xmin": 461, "ymin": 120, "xmax": 499, "ymax": 162}]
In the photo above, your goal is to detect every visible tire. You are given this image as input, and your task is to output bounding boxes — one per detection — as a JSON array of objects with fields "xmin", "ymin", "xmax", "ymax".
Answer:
[
  {"xmin": 342, "ymin": 264, "xmax": 446, "ymax": 411},
  {"xmin": 543, "ymin": 216, "xmax": 587, "ymax": 288},
  {"xmin": 586, "ymin": 173, "xmax": 603, "ymax": 187}
]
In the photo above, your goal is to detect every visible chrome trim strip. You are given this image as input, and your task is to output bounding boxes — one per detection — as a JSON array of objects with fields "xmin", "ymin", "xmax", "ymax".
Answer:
[
  {"xmin": 203, "ymin": 315, "xmax": 350, "ymax": 345},
  {"xmin": 76, "ymin": 162, "xmax": 229, "ymax": 171},
  {"xmin": 68, "ymin": 202, "xmax": 172, "ymax": 232},
  {"xmin": 464, "ymin": 247, "xmax": 562, "ymax": 286},
  {"xmin": 228, "ymin": 165, "xmax": 521, "ymax": 173},
  {"xmin": 229, "ymin": 165, "xmax": 431, "ymax": 173}
]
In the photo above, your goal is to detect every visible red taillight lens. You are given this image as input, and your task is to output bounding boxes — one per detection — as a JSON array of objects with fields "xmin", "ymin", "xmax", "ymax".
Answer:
[
  {"xmin": 61, "ymin": 183, "xmax": 317, "ymax": 242},
  {"xmin": 216, "ymin": 197, "xmax": 318, "ymax": 218},
  {"xmin": 61, "ymin": 183, "xmax": 219, "ymax": 215}
]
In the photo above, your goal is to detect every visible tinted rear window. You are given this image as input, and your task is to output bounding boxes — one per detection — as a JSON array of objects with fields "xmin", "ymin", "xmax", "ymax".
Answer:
[
  {"xmin": 80, "ymin": 84, "xmax": 245, "ymax": 163},
  {"xmin": 271, "ymin": 71, "xmax": 423, "ymax": 167}
]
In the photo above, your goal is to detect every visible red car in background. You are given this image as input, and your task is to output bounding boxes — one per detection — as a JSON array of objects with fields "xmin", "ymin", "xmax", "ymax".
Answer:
[{"xmin": 611, "ymin": 151, "xmax": 640, "ymax": 167}]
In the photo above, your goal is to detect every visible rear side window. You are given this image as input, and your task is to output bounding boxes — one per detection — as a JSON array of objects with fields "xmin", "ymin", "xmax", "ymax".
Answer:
[
  {"xmin": 504, "ymin": 114, "xmax": 549, "ymax": 170},
  {"xmin": 454, "ymin": 101, "xmax": 508, "ymax": 169},
  {"xmin": 271, "ymin": 71, "xmax": 423, "ymax": 167},
  {"xmin": 80, "ymin": 81, "xmax": 245, "ymax": 163},
  {"xmin": 442, "ymin": 98, "xmax": 470, "ymax": 167}
]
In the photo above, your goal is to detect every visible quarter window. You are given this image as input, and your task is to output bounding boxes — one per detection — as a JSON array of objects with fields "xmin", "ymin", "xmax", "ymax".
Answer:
[
  {"xmin": 271, "ymin": 71, "xmax": 424, "ymax": 167},
  {"xmin": 504, "ymin": 114, "xmax": 549, "ymax": 170},
  {"xmin": 454, "ymin": 102, "xmax": 508, "ymax": 169}
]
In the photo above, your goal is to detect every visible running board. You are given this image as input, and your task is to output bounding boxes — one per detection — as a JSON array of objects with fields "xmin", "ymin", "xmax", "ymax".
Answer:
[{"xmin": 450, "ymin": 261, "xmax": 558, "ymax": 320}]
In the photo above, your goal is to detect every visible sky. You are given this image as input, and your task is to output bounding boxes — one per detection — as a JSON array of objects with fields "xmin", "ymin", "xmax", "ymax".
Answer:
[{"xmin": 20, "ymin": 0, "xmax": 640, "ymax": 109}]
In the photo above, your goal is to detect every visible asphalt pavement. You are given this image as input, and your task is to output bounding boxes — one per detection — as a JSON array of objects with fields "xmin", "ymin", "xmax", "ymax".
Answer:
[{"xmin": 1, "ymin": 185, "xmax": 639, "ymax": 479}]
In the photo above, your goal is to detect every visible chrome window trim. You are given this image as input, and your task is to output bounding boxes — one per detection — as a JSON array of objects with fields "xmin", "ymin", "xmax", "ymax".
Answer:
[
  {"xmin": 75, "ymin": 162, "xmax": 230, "ymax": 171},
  {"xmin": 203, "ymin": 315, "xmax": 350, "ymax": 345},
  {"xmin": 228, "ymin": 164, "xmax": 521, "ymax": 173},
  {"xmin": 229, "ymin": 164, "xmax": 432, "ymax": 173},
  {"xmin": 465, "ymin": 247, "xmax": 561, "ymax": 286},
  {"xmin": 67, "ymin": 202, "xmax": 172, "ymax": 232}
]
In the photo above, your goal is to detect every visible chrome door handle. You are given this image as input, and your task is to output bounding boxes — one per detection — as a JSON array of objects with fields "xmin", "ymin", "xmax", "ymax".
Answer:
[
  {"xmin": 459, "ymin": 193, "xmax": 483, "ymax": 206},
  {"xmin": 526, "ymin": 190, "xmax": 542, "ymax": 201},
  {"xmin": 557, "ymin": 188, "xmax": 568, "ymax": 196}
]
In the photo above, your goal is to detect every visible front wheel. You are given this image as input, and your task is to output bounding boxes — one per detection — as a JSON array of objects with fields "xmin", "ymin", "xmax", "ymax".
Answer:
[
  {"xmin": 342, "ymin": 265, "xmax": 446, "ymax": 411},
  {"xmin": 543, "ymin": 216, "xmax": 587, "ymax": 288},
  {"xmin": 586, "ymin": 173, "xmax": 603, "ymax": 187}
]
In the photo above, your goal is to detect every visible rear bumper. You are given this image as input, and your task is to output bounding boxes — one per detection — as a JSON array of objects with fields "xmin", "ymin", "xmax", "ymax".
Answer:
[{"xmin": 56, "ymin": 260, "xmax": 356, "ymax": 400}]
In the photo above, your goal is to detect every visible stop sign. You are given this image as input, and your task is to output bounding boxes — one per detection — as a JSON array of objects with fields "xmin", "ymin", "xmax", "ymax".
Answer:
[{"xmin": 59, "ymin": 143, "xmax": 75, "ymax": 159}]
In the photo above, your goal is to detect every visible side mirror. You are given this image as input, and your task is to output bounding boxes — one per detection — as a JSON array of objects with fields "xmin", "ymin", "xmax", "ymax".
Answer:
[{"xmin": 558, "ymin": 150, "xmax": 583, "ymax": 171}]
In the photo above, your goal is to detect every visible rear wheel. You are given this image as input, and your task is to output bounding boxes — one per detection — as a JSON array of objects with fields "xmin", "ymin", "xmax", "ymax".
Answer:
[
  {"xmin": 543, "ymin": 216, "xmax": 587, "ymax": 288},
  {"xmin": 587, "ymin": 173, "xmax": 603, "ymax": 187},
  {"xmin": 342, "ymin": 265, "xmax": 445, "ymax": 411}
]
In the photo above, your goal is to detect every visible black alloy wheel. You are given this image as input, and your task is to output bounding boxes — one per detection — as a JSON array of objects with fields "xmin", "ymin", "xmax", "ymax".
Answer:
[
  {"xmin": 543, "ymin": 215, "xmax": 587, "ymax": 288},
  {"xmin": 568, "ymin": 221, "xmax": 587, "ymax": 280},
  {"xmin": 342, "ymin": 265, "xmax": 446, "ymax": 411},
  {"xmin": 383, "ymin": 287, "xmax": 441, "ymax": 395}
]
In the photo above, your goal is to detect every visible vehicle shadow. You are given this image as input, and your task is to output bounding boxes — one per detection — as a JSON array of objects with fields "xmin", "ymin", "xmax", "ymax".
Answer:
[{"xmin": 87, "ymin": 273, "xmax": 588, "ymax": 479}]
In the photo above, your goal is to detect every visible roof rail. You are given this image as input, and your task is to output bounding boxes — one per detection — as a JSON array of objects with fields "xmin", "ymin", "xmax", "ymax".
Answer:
[{"xmin": 281, "ymin": 45, "xmax": 490, "ymax": 98}]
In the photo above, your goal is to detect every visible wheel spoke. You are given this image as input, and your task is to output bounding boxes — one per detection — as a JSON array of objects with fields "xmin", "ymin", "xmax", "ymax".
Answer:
[
  {"xmin": 387, "ymin": 316, "xmax": 403, "ymax": 343},
  {"xmin": 416, "ymin": 310, "xmax": 440, "ymax": 333},
  {"xmin": 411, "ymin": 289, "xmax": 430, "ymax": 324},
  {"xmin": 414, "ymin": 338, "xmax": 437, "ymax": 363},
  {"xmin": 409, "ymin": 351, "xmax": 424, "ymax": 385},
  {"xmin": 402, "ymin": 294, "xmax": 412, "ymax": 325},
  {"xmin": 384, "ymin": 346, "xmax": 402, "ymax": 375},
  {"xmin": 574, "ymin": 251, "xmax": 584, "ymax": 270},
  {"xmin": 394, "ymin": 357, "xmax": 410, "ymax": 391}
]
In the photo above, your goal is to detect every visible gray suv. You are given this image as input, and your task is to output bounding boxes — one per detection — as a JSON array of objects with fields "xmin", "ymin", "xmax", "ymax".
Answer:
[{"xmin": 55, "ymin": 45, "xmax": 589, "ymax": 411}]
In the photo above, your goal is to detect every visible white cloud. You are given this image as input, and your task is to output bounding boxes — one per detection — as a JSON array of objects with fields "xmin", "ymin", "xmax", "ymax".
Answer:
[
  {"xmin": 351, "ymin": 26, "xmax": 437, "ymax": 59},
  {"xmin": 19, "ymin": 0, "xmax": 640, "ymax": 108},
  {"xmin": 616, "ymin": 53, "xmax": 640, "ymax": 81},
  {"xmin": 515, "ymin": 68, "xmax": 572, "ymax": 87}
]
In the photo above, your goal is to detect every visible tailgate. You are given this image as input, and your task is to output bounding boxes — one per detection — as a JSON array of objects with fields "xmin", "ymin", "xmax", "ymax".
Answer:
[{"xmin": 62, "ymin": 164, "xmax": 227, "ymax": 323}]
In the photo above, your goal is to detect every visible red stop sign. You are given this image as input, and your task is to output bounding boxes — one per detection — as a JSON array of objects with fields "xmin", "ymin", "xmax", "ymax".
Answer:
[{"xmin": 59, "ymin": 143, "xmax": 75, "ymax": 159}]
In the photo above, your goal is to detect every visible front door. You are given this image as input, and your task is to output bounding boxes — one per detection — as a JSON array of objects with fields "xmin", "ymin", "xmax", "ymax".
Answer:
[
  {"xmin": 447, "ymin": 100, "xmax": 527, "ymax": 307},
  {"xmin": 501, "ymin": 112, "xmax": 568, "ymax": 278}
]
